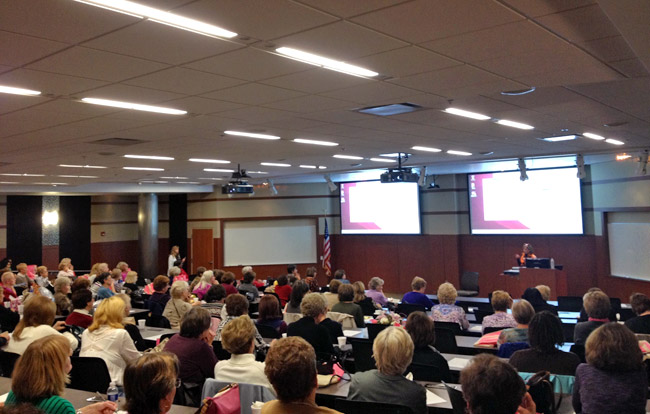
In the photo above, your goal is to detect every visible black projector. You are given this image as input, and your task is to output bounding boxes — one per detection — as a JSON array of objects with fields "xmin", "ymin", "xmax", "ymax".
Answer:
[
  {"xmin": 380, "ymin": 168, "xmax": 419, "ymax": 183},
  {"xmin": 221, "ymin": 183, "xmax": 254, "ymax": 194}
]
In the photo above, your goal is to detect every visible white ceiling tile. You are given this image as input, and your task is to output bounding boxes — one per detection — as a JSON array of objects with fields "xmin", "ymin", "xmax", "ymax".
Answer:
[
  {"xmin": 579, "ymin": 36, "xmax": 637, "ymax": 63},
  {"xmin": 0, "ymin": 95, "xmax": 51, "ymax": 115},
  {"xmin": 536, "ymin": 4, "xmax": 621, "ymax": 43},
  {"xmin": 0, "ymin": 69, "xmax": 109, "ymax": 96},
  {"xmin": 160, "ymin": 97, "xmax": 244, "ymax": 115},
  {"xmin": 260, "ymin": 68, "xmax": 373, "ymax": 94},
  {"xmin": 217, "ymin": 106, "xmax": 297, "ymax": 124},
  {"xmin": 499, "ymin": 0, "xmax": 596, "ymax": 18},
  {"xmin": 388, "ymin": 65, "xmax": 507, "ymax": 96},
  {"xmin": 201, "ymin": 83, "xmax": 305, "ymax": 105},
  {"xmin": 514, "ymin": 64, "xmax": 622, "ymax": 88},
  {"xmin": 567, "ymin": 78, "xmax": 650, "ymax": 121},
  {"xmin": 352, "ymin": 46, "xmax": 461, "ymax": 78},
  {"xmin": 0, "ymin": 65, "xmax": 14, "ymax": 74},
  {"xmin": 294, "ymin": 0, "xmax": 410, "ymax": 18},
  {"xmin": 81, "ymin": 84, "xmax": 185, "ymax": 105},
  {"xmin": 320, "ymin": 82, "xmax": 419, "ymax": 105},
  {"xmin": 124, "ymin": 67, "xmax": 245, "ymax": 95},
  {"xmin": 608, "ymin": 58, "xmax": 648, "ymax": 78},
  {"xmin": 263, "ymin": 95, "xmax": 355, "ymax": 113},
  {"xmin": 26, "ymin": 46, "xmax": 169, "ymax": 82},
  {"xmin": 352, "ymin": 0, "xmax": 522, "ymax": 43},
  {"xmin": 0, "ymin": 31, "xmax": 69, "ymax": 67},
  {"xmin": 0, "ymin": 108, "xmax": 93, "ymax": 139}
]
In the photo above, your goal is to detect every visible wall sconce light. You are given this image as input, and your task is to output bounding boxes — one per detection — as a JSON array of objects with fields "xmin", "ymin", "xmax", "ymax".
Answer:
[{"xmin": 42, "ymin": 210, "xmax": 59, "ymax": 226}]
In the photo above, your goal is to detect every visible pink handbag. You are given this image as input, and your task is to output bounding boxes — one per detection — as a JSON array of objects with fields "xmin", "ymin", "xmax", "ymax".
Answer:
[{"xmin": 199, "ymin": 383, "xmax": 241, "ymax": 414}]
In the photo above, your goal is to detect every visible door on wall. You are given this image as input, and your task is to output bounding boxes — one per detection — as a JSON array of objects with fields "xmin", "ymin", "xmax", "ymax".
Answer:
[{"xmin": 191, "ymin": 229, "xmax": 214, "ymax": 273}]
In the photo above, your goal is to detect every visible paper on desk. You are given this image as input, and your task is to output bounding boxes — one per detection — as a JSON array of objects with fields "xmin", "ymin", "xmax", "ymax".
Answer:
[
  {"xmin": 426, "ymin": 390, "xmax": 447, "ymax": 406},
  {"xmin": 144, "ymin": 334, "xmax": 163, "ymax": 341},
  {"xmin": 343, "ymin": 330, "xmax": 362, "ymax": 337},
  {"xmin": 469, "ymin": 325, "xmax": 482, "ymax": 333},
  {"xmin": 0, "ymin": 393, "xmax": 8, "ymax": 403},
  {"xmin": 447, "ymin": 357, "xmax": 469, "ymax": 370}
]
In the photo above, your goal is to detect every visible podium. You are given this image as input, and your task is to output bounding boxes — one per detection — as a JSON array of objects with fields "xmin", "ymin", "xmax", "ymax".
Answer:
[{"xmin": 500, "ymin": 268, "xmax": 567, "ymax": 300}]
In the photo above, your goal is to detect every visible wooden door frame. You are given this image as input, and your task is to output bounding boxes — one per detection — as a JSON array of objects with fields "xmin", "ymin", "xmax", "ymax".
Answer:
[{"xmin": 191, "ymin": 228, "xmax": 214, "ymax": 274}]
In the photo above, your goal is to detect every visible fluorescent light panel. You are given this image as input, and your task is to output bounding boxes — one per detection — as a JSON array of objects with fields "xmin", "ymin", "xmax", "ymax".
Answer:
[
  {"xmin": 246, "ymin": 171, "xmax": 268, "ymax": 174},
  {"xmin": 74, "ymin": 0, "xmax": 237, "ymax": 38},
  {"xmin": 0, "ymin": 85, "xmax": 41, "ymax": 96},
  {"xmin": 224, "ymin": 130, "xmax": 280, "ymax": 140},
  {"xmin": 496, "ymin": 119, "xmax": 534, "ymax": 130},
  {"xmin": 444, "ymin": 107, "xmax": 491, "ymax": 120},
  {"xmin": 57, "ymin": 175, "xmax": 98, "ymax": 178},
  {"xmin": 0, "ymin": 173, "xmax": 45, "ymax": 177},
  {"xmin": 276, "ymin": 47, "xmax": 378, "ymax": 78},
  {"xmin": 59, "ymin": 164, "xmax": 107, "ymax": 169},
  {"xmin": 160, "ymin": 176, "xmax": 188, "ymax": 180},
  {"xmin": 583, "ymin": 132, "xmax": 605, "ymax": 141},
  {"xmin": 299, "ymin": 165, "xmax": 317, "ymax": 169},
  {"xmin": 370, "ymin": 158, "xmax": 397, "ymax": 163},
  {"xmin": 447, "ymin": 150, "xmax": 472, "ymax": 156},
  {"xmin": 412, "ymin": 146, "xmax": 442, "ymax": 153},
  {"xmin": 293, "ymin": 138, "xmax": 338, "ymax": 146},
  {"xmin": 124, "ymin": 154, "xmax": 174, "ymax": 160},
  {"xmin": 605, "ymin": 138, "xmax": 624, "ymax": 145},
  {"xmin": 82, "ymin": 97, "xmax": 186, "ymax": 115},
  {"xmin": 204, "ymin": 168, "xmax": 234, "ymax": 173},
  {"xmin": 539, "ymin": 135, "xmax": 577, "ymax": 142},
  {"xmin": 123, "ymin": 167, "xmax": 164, "ymax": 171},
  {"xmin": 189, "ymin": 158, "xmax": 230, "ymax": 164},
  {"xmin": 333, "ymin": 154, "xmax": 363, "ymax": 160},
  {"xmin": 261, "ymin": 162, "xmax": 291, "ymax": 167}
]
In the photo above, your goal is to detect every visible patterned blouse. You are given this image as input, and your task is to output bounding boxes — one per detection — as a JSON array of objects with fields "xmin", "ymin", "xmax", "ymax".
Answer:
[
  {"xmin": 481, "ymin": 312, "xmax": 516, "ymax": 333},
  {"xmin": 431, "ymin": 304, "xmax": 470, "ymax": 330}
]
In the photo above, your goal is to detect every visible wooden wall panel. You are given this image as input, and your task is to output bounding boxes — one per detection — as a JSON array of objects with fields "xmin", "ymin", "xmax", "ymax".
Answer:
[
  {"xmin": 91, "ymin": 238, "xmax": 170, "ymax": 277},
  {"xmin": 41, "ymin": 245, "xmax": 59, "ymax": 270}
]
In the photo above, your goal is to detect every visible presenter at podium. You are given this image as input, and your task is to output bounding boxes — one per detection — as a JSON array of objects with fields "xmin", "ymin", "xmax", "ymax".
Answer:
[{"xmin": 515, "ymin": 243, "xmax": 536, "ymax": 267}]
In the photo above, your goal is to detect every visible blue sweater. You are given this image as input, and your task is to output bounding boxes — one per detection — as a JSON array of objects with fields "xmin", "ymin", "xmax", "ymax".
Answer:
[{"xmin": 402, "ymin": 291, "xmax": 434, "ymax": 309}]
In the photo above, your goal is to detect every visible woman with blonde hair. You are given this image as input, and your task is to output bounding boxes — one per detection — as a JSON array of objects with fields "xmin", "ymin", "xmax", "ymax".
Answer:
[
  {"xmin": 352, "ymin": 281, "xmax": 377, "ymax": 316},
  {"xmin": 123, "ymin": 352, "xmax": 180, "ymax": 414},
  {"xmin": 80, "ymin": 296, "xmax": 141, "ymax": 385},
  {"xmin": 57, "ymin": 258, "xmax": 74, "ymax": 279},
  {"xmin": 432, "ymin": 282, "xmax": 470, "ymax": 330},
  {"xmin": 1, "ymin": 271, "xmax": 17, "ymax": 301},
  {"xmin": 6, "ymin": 295, "xmax": 78, "ymax": 355},
  {"xmin": 168, "ymin": 245, "xmax": 185, "ymax": 273},
  {"xmin": 192, "ymin": 270, "xmax": 215, "ymax": 300},
  {"xmin": 163, "ymin": 281, "xmax": 197, "ymax": 329},
  {"xmin": 53, "ymin": 277, "xmax": 72, "ymax": 316},
  {"xmin": 5, "ymin": 335, "xmax": 116, "ymax": 414}
]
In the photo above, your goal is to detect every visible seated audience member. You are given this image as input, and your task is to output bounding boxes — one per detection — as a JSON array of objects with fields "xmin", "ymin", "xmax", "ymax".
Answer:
[
  {"xmin": 482, "ymin": 290, "xmax": 516, "ymax": 333},
  {"xmin": 94, "ymin": 272, "xmax": 115, "ymax": 300},
  {"xmin": 304, "ymin": 266, "xmax": 320, "ymax": 292},
  {"xmin": 116, "ymin": 293, "xmax": 147, "ymax": 352},
  {"xmin": 256, "ymin": 295, "xmax": 287, "ymax": 335},
  {"xmin": 323, "ymin": 279, "xmax": 341, "ymax": 310},
  {"xmin": 331, "ymin": 284, "xmax": 364, "ymax": 327},
  {"xmin": 405, "ymin": 311, "xmax": 451, "ymax": 382},
  {"xmin": 148, "ymin": 275, "xmax": 171, "ymax": 316},
  {"xmin": 123, "ymin": 352, "xmax": 179, "ymax": 414},
  {"xmin": 192, "ymin": 270, "xmax": 215, "ymax": 300},
  {"xmin": 215, "ymin": 294, "xmax": 266, "ymax": 351},
  {"xmin": 625, "ymin": 292, "xmax": 650, "ymax": 334},
  {"xmin": 53, "ymin": 277, "xmax": 72, "ymax": 316},
  {"xmin": 5, "ymin": 335, "xmax": 116, "ymax": 414},
  {"xmin": 0, "ymin": 299, "xmax": 19, "ymax": 333},
  {"xmin": 287, "ymin": 264, "xmax": 300, "ymax": 281},
  {"xmin": 123, "ymin": 271, "xmax": 139, "ymax": 292},
  {"xmin": 333, "ymin": 268, "xmax": 349, "ymax": 284},
  {"xmin": 65, "ymin": 289, "xmax": 94, "ymax": 329},
  {"xmin": 164, "ymin": 307, "xmax": 217, "ymax": 385},
  {"xmin": 215, "ymin": 315, "xmax": 272, "ymax": 389},
  {"xmin": 366, "ymin": 277, "xmax": 389, "ymax": 308},
  {"xmin": 163, "ymin": 281, "xmax": 195, "ymax": 329},
  {"xmin": 402, "ymin": 276, "xmax": 435, "ymax": 310},
  {"xmin": 578, "ymin": 287, "xmax": 617, "ymax": 322},
  {"xmin": 188, "ymin": 266, "xmax": 206, "ymax": 293},
  {"xmin": 431, "ymin": 282, "xmax": 470, "ymax": 330},
  {"xmin": 285, "ymin": 280, "xmax": 310, "ymax": 314},
  {"xmin": 319, "ymin": 314, "xmax": 344, "ymax": 345},
  {"xmin": 352, "ymin": 281, "xmax": 377, "ymax": 316},
  {"xmin": 509, "ymin": 311, "xmax": 580, "ymax": 376},
  {"xmin": 498, "ymin": 299, "xmax": 535, "ymax": 346},
  {"xmin": 214, "ymin": 269, "xmax": 225, "ymax": 284},
  {"xmin": 110, "ymin": 268, "xmax": 123, "ymax": 293},
  {"xmin": 238, "ymin": 271, "xmax": 260, "ymax": 300},
  {"xmin": 14, "ymin": 263, "xmax": 28, "ymax": 287},
  {"xmin": 348, "ymin": 327, "xmax": 426, "ymax": 414},
  {"xmin": 274, "ymin": 274, "xmax": 292, "ymax": 307},
  {"xmin": 203, "ymin": 284, "xmax": 227, "ymax": 317},
  {"xmin": 80, "ymin": 296, "xmax": 141, "ymax": 385},
  {"xmin": 262, "ymin": 337, "xmax": 342, "ymax": 414},
  {"xmin": 221, "ymin": 272, "xmax": 239, "ymax": 296},
  {"xmin": 1, "ymin": 272, "xmax": 17, "ymax": 301},
  {"xmin": 521, "ymin": 286, "xmax": 557, "ymax": 314},
  {"xmin": 167, "ymin": 266, "xmax": 181, "ymax": 285},
  {"xmin": 57, "ymin": 258, "xmax": 74, "ymax": 279},
  {"xmin": 5, "ymin": 296, "xmax": 78, "ymax": 354},
  {"xmin": 71, "ymin": 277, "xmax": 91, "ymax": 293},
  {"xmin": 461, "ymin": 353, "xmax": 536, "ymax": 414},
  {"xmin": 116, "ymin": 261, "xmax": 130, "ymax": 280},
  {"xmin": 573, "ymin": 323, "xmax": 647, "ymax": 414},
  {"xmin": 34, "ymin": 265, "xmax": 49, "ymax": 287},
  {"xmin": 287, "ymin": 293, "xmax": 335, "ymax": 357},
  {"xmin": 574, "ymin": 290, "xmax": 611, "ymax": 346}
]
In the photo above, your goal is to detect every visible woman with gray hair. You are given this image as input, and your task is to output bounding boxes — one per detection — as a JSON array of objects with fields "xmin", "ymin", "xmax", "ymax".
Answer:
[
  {"xmin": 167, "ymin": 265, "xmax": 181, "ymax": 284},
  {"xmin": 192, "ymin": 270, "xmax": 215, "ymax": 300},
  {"xmin": 53, "ymin": 277, "xmax": 72, "ymax": 316},
  {"xmin": 366, "ymin": 277, "xmax": 388, "ymax": 307},
  {"xmin": 163, "ymin": 281, "xmax": 197, "ymax": 329},
  {"xmin": 287, "ymin": 293, "xmax": 335, "ymax": 357}
]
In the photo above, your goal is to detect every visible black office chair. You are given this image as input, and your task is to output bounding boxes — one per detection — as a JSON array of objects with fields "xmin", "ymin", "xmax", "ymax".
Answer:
[
  {"xmin": 434, "ymin": 321, "xmax": 462, "ymax": 335},
  {"xmin": 472, "ymin": 309, "xmax": 494, "ymax": 324},
  {"xmin": 213, "ymin": 341, "xmax": 231, "ymax": 361},
  {"xmin": 433, "ymin": 328, "xmax": 458, "ymax": 354},
  {"xmin": 396, "ymin": 302, "xmax": 426, "ymax": 316},
  {"xmin": 443, "ymin": 381, "xmax": 468, "ymax": 414},
  {"xmin": 255, "ymin": 323, "xmax": 281, "ymax": 339},
  {"xmin": 0, "ymin": 351, "xmax": 20, "ymax": 378},
  {"xmin": 350, "ymin": 338, "xmax": 375, "ymax": 372},
  {"xmin": 408, "ymin": 361, "xmax": 451, "ymax": 382},
  {"xmin": 367, "ymin": 323, "xmax": 390, "ymax": 341},
  {"xmin": 173, "ymin": 380, "xmax": 203, "ymax": 408},
  {"xmin": 68, "ymin": 356, "xmax": 112, "ymax": 392},
  {"xmin": 610, "ymin": 297, "xmax": 622, "ymax": 310},
  {"xmin": 570, "ymin": 343, "xmax": 586, "ymax": 363},
  {"xmin": 457, "ymin": 271, "xmax": 479, "ymax": 297},
  {"xmin": 482, "ymin": 326, "xmax": 506, "ymax": 335},
  {"xmin": 146, "ymin": 314, "xmax": 172, "ymax": 328},
  {"xmin": 558, "ymin": 296, "xmax": 583, "ymax": 312},
  {"xmin": 335, "ymin": 399, "xmax": 414, "ymax": 414}
]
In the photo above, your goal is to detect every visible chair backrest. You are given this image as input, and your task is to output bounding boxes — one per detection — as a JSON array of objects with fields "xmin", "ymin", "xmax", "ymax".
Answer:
[
  {"xmin": 472, "ymin": 309, "xmax": 494, "ymax": 323},
  {"xmin": 570, "ymin": 343, "xmax": 586, "ymax": 363},
  {"xmin": 460, "ymin": 271, "xmax": 479, "ymax": 292},
  {"xmin": 497, "ymin": 342, "xmax": 530, "ymax": 358},
  {"xmin": 255, "ymin": 323, "xmax": 281, "ymax": 339},
  {"xmin": 443, "ymin": 381, "xmax": 467, "ymax": 414},
  {"xmin": 433, "ymin": 328, "xmax": 458, "ymax": 354},
  {"xmin": 202, "ymin": 379, "xmax": 276, "ymax": 414},
  {"xmin": 609, "ymin": 297, "xmax": 622, "ymax": 310},
  {"xmin": 335, "ymin": 399, "xmax": 414, "ymax": 414},
  {"xmin": 367, "ymin": 323, "xmax": 390, "ymax": 341},
  {"xmin": 160, "ymin": 333, "xmax": 176, "ymax": 342},
  {"xmin": 408, "ymin": 361, "xmax": 449, "ymax": 382},
  {"xmin": 434, "ymin": 321, "xmax": 461, "ymax": 335},
  {"xmin": 0, "ymin": 351, "xmax": 20, "ymax": 378},
  {"xmin": 557, "ymin": 296, "xmax": 583, "ymax": 312},
  {"xmin": 146, "ymin": 313, "xmax": 171, "ymax": 328},
  {"xmin": 483, "ymin": 326, "xmax": 506, "ymax": 335},
  {"xmin": 283, "ymin": 312, "xmax": 302, "ymax": 324},
  {"xmin": 213, "ymin": 341, "xmax": 232, "ymax": 361},
  {"xmin": 396, "ymin": 302, "xmax": 426, "ymax": 316},
  {"xmin": 68, "ymin": 356, "xmax": 112, "ymax": 392},
  {"xmin": 327, "ymin": 311, "xmax": 357, "ymax": 329},
  {"xmin": 350, "ymin": 338, "xmax": 376, "ymax": 372}
]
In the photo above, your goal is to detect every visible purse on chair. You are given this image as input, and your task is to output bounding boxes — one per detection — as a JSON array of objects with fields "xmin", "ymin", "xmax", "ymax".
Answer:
[{"xmin": 198, "ymin": 383, "xmax": 241, "ymax": 414}]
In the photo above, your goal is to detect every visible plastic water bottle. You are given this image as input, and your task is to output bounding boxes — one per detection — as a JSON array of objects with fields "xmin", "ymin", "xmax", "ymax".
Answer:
[
  {"xmin": 550, "ymin": 258, "xmax": 555, "ymax": 269},
  {"xmin": 107, "ymin": 381, "xmax": 119, "ymax": 403}
]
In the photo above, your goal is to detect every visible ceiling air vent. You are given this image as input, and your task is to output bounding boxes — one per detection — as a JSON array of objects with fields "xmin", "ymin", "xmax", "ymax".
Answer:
[{"xmin": 355, "ymin": 103, "xmax": 423, "ymax": 116}]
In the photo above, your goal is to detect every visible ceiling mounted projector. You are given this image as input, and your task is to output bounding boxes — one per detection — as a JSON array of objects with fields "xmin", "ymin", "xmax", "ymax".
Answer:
[
  {"xmin": 379, "ymin": 152, "xmax": 419, "ymax": 183},
  {"xmin": 222, "ymin": 164, "xmax": 254, "ymax": 195}
]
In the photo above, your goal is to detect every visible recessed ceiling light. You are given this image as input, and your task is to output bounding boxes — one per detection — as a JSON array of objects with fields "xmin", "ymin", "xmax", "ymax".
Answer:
[
  {"xmin": 203, "ymin": 168, "xmax": 234, "ymax": 173},
  {"xmin": 496, "ymin": 119, "xmax": 534, "ymax": 130},
  {"xmin": 0, "ymin": 85, "xmax": 41, "ymax": 96},
  {"xmin": 412, "ymin": 146, "xmax": 442, "ymax": 153},
  {"xmin": 299, "ymin": 165, "xmax": 317, "ymax": 169},
  {"xmin": 276, "ymin": 47, "xmax": 378, "ymax": 78},
  {"xmin": 224, "ymin": 130, "xmax": 280, "ymax": 140},
  {"xmin": 82, "ymin": 98, "xmax": 187, "ymax": 115},
  {"xmin": 444, "ymin": 107, "xmax": 491, "ymax": 120},
  {"xmin": 74, "ymin": 0, "xmax": 237, "ymax": 38},
  {"xmin": 293, "ymin": 138, "xmax": 338, "ymax": 146},
  {"xmin": 500, "ymin": 87, "xmax": 536, "ymax": 96},
  {"xmin": 123, "ymin": 167, "xmax": 164, "ymax": 171},
  {"xmin": 0, "ymin": 173, "xmax": 45, "ymax": 177},
  {"xmin": 33, "ymin": 182, "xmax": 68, "ymax": 186},
  {"xmin": 583, "ymin": 132, "xmax": 605, "ymax": 141},
  {"xmin": 0, "ymin": 182, "xmax": 18, "ymax": 184},
  {"xmin": 539, "ymin": 135, "xmax": 578, "ymax": 142},
  {"xmin": 318, "ymin": 166, "xmax": 327, "ymax": 170},
  {"xmin": 333, "ymin": 154, "xmax": 363, "ymax": 160},
  {"xmin": 605, "ymin": 138, "xmax": 624, "ymax": 145},
  {"xmin": 261, "ymin": 162, "xmax": 291, "ymax": 167},
  {"xmin": 177, "ymin": 181, "xmax": 200, "ymax": 184},
  {"xmin": 160, "ymin": 176, "xmax": 188, "ymax": 180},
  {"xmin": 189, "ymin": 158, "xmax": 230, "ymax": 164},
  {"xmin": 59, "ymin": 164, "xmax": 107, "ymax": 169},
  {"xmin": 124, "ymin": 154, "xmax": 174, "ymax": 160},
  {"xmin": 369, "ymin": 158, "xmax": 398, "ymax": 163},
  {"xmin": 447, "ymin": 150, "xmax": 472, "ymax": 156}
]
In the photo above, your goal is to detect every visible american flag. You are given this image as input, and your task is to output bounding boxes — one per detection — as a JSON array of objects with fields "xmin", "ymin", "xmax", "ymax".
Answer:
[{"xmin": 322, "ymin": 219, "xmax": 332, "ymax": 276}]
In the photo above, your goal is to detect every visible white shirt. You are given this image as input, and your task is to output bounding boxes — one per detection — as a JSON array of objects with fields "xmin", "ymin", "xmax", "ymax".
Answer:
[
  {"xmin": 5, "ymin": 325, "xmax": 78, "ymax": 355},
  {"xmin": 168, "ymin": 255, "xmax": 179, "ymax": 273},
  {"xmin": 214, "ymin": 353, "xmax": 273, "ymax": 391},
  {"xmin": 80, "ymin": 326, "xmax": 141, "ymax": 385}
]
